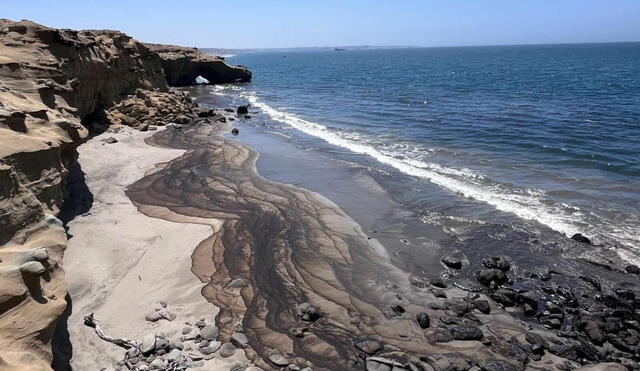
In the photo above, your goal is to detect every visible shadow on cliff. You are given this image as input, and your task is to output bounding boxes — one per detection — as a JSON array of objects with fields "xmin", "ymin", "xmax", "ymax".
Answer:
[
  {"xmin": 58, "ymin": 163, "xmax": 93, "ymax": 234},
  {"xmin": 51, "ymin": 293, "xmax": 73, "ymax": 371}
]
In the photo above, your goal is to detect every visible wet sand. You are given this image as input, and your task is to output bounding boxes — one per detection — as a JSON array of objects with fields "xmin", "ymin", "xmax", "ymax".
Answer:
[{"xmin": 124, "ymin": 122, "xmax": 595, "ymax": 370}]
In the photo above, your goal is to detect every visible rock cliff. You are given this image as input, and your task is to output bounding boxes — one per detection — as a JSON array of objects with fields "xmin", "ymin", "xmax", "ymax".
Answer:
[
  {"xmin": 145, "ymin": 43, "xmax": 251, "ymax": 85},
  {"xmin": 0, "ymin": 19, "xmax": 241, "ymax": 370}
]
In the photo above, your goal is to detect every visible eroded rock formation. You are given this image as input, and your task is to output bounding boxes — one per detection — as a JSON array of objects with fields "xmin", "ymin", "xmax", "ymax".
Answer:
[
  {"xmin": 0, "ymin": 19, "xmax": 234, "ymax": 370},
  {"xmin": 145, "ymin": 43, "xmax": 252, "ymax": 86}
]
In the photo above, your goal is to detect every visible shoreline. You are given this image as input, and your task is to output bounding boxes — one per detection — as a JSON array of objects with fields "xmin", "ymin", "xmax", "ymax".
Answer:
[{"xmin": 123, "ymin": 116, "xmax": 637, "ymax": 370}]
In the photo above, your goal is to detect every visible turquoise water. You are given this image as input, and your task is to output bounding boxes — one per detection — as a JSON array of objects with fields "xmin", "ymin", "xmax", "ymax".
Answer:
[{"xmin": 222, "ymin": 44, "xmax": 640, "ymax": 262}]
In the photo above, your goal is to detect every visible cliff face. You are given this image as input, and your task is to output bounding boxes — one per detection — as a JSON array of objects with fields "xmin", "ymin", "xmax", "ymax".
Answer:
[
  {"xmin": 0, "ymin": 19, "xmax": 169, "ymax": 370},
  {"xmin": 145, "ymin": 43, "xmax": 252, "ymax": 86}
]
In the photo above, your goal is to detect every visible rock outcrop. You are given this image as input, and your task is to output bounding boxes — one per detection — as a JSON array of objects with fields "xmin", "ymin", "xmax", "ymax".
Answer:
[
  {"xmin": 145, "ymin": 43, "xmax": 252, "ymax": 86},
  {"xmin": 0, "ymin": 19, "xmax": 226, "ymax": 370}
]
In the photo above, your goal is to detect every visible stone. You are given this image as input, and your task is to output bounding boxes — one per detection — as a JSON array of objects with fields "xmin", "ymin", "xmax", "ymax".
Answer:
[
  {"xmin": 30, "ymin": 248, "xmax": 48, "ymax": 262},
  {"xmin": 571, "ymin": 233, "xmax": 591, "ymax": 244},
  {"xmin": 441, "ymin": 255, "xmax": 462, "ymax": 269},
  {"xmin": 451, "ymin": 326, "xmax": 483, "ymax": 341},
  {"xmin": 219, "ymin": 343, "xmax": 236, "ymax": 358},
  {"xmin": 231, "ymin": 127, "xmax": 239, "ymax": 135},
  {"xmin": 149, "ymin": 359, "xmax": 167, "ymax": 369},
  {"xmin": 175, "ymin": 115, "xmax": 190, "ymax": 124},
  {"xmin": 231, "ymin": 332, "xmax": 249, "ymax": 347},
  {"xmin": 473, "ymin": 299, "xmax": 491, "ymax": 314},
  {"xmin": 425, "ymin": 328, "xmax": 453, "ymax": 343},
  {"xmin": 166, "ymin": 349, "xmax": 181, "ymax": 362},
  {"xmin": 295, "ymin": 302, "xmax": 321, "ymax": 322},
  {"xmin": 365, "ymin": 357, "xmax": 405, "ymax": 371},
  {"xmin": 416, "ymin": 312, "xmax": 430, "ymax": 329},
  {"xmin": 197, "ymin": 108, "xmax": 214, "ymax": 117},
  {"xmin": 476, "ymin": 268, "xmax": 507, "ymax": 286},
  {"xmin": 354, "ymin": 338, "xmax": 383, "ymax": 355},
  {"xmin": 227, "ymin": 278, "xmax": 247, "ymax": 288},
  {"xmin": 482, "ymin": 256, "xmax": 511, "ymax": 271},
  {"xmin": 158, "ymin": 308, "xmax": 176, "ymax": 321},
  {"xmin": 429, "ymin": 278, "xmax": 448, "ymax": 288},
  {"xmin": 490, "ymin": 289, "xmax": 516, "ymax": 306},
  {"xmin": 237, "ymin": 105, "xmax": 249, "ymax": 114},
  {"xmin": 20, "ymin": 261, "xmax": 45, "ymax": 275},
  {"xmin": 141, "ymin": 334, "xmax": 156, "ymax": 354},
  {"xmin": 268, "ymin": 350, "xmax": 289, "ymax": 366},
  {"xmin": 181, "ymin": 326, "xmax": 192, "ymax": 335},
  {"xmin": 625, "ymin": 264, "xmax": 640, "ymax": 274},
  {"xmin": 145, "ymin": 312, "xmax": 162, "ymax": 322},
  {"xmin": 199, "ymin": 325, "xmax": 219, "ymax": 340}
]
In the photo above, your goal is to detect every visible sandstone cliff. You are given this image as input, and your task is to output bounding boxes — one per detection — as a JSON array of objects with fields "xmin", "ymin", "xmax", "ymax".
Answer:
[
  {"xmin": 145, "ymin": 43, "xmax": 251, "ymax": 86},
  {"xmin": 0, "ymin": 19, "xmax": 231, "ymax": 370}
]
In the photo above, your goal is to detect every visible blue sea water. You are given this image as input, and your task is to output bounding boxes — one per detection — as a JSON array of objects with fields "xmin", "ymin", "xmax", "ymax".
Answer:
[{"xmin": 221, "ymin": 44, "xmax": 640, "ymax": 263}]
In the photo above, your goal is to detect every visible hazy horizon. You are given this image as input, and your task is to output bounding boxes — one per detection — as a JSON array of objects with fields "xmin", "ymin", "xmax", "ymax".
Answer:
[{"xmin": 2, "ymin": 0, "xmax": 639, "ymax": 49}]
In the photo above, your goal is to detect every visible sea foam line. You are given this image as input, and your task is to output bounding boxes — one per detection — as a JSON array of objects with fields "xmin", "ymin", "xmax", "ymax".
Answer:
[{"xmin": 241, "ymin": 92, "xmax": 639, "ymax": 265}]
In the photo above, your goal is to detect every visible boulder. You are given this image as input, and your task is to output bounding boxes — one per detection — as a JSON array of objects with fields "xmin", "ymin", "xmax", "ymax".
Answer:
[
  {"xmin": 231, "ymin": 128, "xmax": 239, "ymax": 136},
  {"xmin": 237, "ymin": 105, "xmax": 249, "ymax": 115}
]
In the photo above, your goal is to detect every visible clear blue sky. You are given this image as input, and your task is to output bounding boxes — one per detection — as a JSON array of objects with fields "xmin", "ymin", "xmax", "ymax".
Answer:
[{"xmin": 2, "ymin": 1, "xmax": 639, "ymax": 48}]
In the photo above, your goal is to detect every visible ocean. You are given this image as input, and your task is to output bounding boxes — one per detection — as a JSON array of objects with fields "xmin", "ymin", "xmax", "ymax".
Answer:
[{"xmin": 203, "ymin": 43, "xmax": 640, "ymax": 265}]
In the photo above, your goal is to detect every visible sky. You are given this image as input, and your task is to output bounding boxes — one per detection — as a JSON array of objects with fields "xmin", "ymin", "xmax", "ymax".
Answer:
[{"xmin": 1, "ymin": 1, "xmax": 639, "ymax": 49}]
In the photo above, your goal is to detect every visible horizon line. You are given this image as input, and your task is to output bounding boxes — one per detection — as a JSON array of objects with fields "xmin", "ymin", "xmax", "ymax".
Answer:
[{"xmin": 199, "ymin": 40, "xmax": 640, "ymax": 52}]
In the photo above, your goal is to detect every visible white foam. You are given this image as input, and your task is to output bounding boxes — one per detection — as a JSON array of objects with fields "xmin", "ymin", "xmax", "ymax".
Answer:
[{"xmin": 235, "ymin": 92, "xmax": 640, "ymax": 265}]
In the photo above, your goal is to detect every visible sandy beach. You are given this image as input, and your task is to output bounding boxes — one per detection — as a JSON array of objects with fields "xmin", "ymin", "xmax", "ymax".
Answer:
[{"xmin": 60, "ymin": 127, "xmax": 250, "ymax": 370}]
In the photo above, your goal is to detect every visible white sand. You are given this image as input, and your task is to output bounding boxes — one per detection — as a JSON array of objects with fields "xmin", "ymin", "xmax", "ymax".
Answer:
[{"xmin": 64, "ymin": 127, "xmax": 249, "ymax": 370}]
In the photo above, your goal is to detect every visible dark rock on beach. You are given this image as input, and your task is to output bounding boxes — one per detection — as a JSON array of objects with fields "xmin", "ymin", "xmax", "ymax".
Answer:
[
  {"xmin": 416, "ymin": 312, "xmax": 431, "ymax": 329},
  {"xmin": 571, "ymin": 233, "xmax": 592, "ymax": 244},
  {"xmin": 451, "ymin": 325, "xmax": 483, "ymax": 341},
  {"xmin": 441, "ymin": 255, "xmax": 462, "ymax": 269}
]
